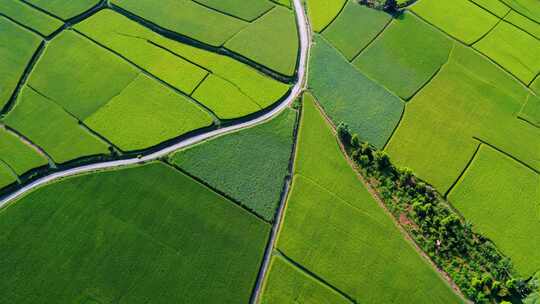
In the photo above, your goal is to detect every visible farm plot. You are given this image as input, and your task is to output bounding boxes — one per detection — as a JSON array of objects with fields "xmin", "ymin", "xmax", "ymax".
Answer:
[
  {"xmin": 0, "ymin": 128, "xmax": 48, "ymax": 176},
  {"xmin": 276, "ymin": 93, "xmax": 462, "ymax": 303},
  {"xmin": 84, "ymin": 74, "xmax": 213, "ymax": 152},
  {"xmin": 110, "ymin": 0, "xmax": 247, "ymax": 47},
  {"xmin": 448, "ymin": 146, "xmax": 540, "ymax": 276},
  {"xmin": 471, "ymin": 0, "xmax": 510, "ymax": 17},
  {"xmin": 0, "ymin": 17, "xmax": 41, "ymax": 110},
  {"xmin": 194, "ymin": 0, "xmax": 275, "ymax": 21},
  {"xmin": 169, "ymin": 109, "xmax": 297, "ymax": 221},
  {"xmin": 353, "ymin": 12, "xmax": 454, "ymax": 100},
  {"xmin": 27, "ymin": 30, "xmax": 139, "ymax": 120},
  {"xmin": 532, "ymin": 77, "xmax": 540, "ymax": 94},
  {"xmin": 24, "ymin": 0, "xmax": 100, "ymax": 20},
  {"xmin": 0, "ymin": 162, "xmax": 16, "ymax": 189},
  {"xmin": 500, "ymin": 0, "xmax": 540, "ymax": 23},
  {"xmin": 519, "ymin": 94, "xmax": 540, "ymax": 127},
  {"xmin": 321, "ymin": 0, "xmax": 391, "ymax": 61},
  {"xmin": 0, "ymin": 163, "xmax": 269, "ymax": 303},
  {"xmin": 261, "ymin": 254, "xmax": 350, "ymax": 304},
  {"xmin": 3, "ymin": 86, "xmax": 110, "ymax": 164},
  {"xmin": 225, "ymin": 6, "xmax": 299, "ymax": 77},
  {"xmin": 308, "ymin": 35, "xmax": 403, "ymax": 148},
  {"xmin": 305, "ymin": 0, "xmax": 346, "ymax": 32},
  {"xmin": 410, "ymin": 0, "xmax": 499, "ymax": 44},
  {"xmin": 505, "ymin": 11, "xmax": 540, "ymax": 39},
  {"xmin": 0, "ymin": 0, "xmax": 63, "ymax": 37},
  {"xmin": 386, "ymin": 44, "xmax": 540, "ymax": 193},
  {"xmin": 474, "ymin": 21, "xmax": 540, "ymax": 84},
  {"xmin": 76, "ymin": 10, "xmax": 290, "ymax": 119}
]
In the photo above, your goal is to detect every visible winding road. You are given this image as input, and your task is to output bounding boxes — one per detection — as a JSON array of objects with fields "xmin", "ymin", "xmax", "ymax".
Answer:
[{"xmin": 0, "ymin": 0, "xmax": 311, "ymax": 209}]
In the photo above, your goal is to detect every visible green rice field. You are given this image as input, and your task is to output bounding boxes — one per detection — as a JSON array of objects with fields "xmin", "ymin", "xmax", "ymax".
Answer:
[
  {"xmin": 0, "ymin": 0, "xmax": 63, "ymax": 37},
  {"xmin": 0, "ymin": 163, "xmax": 269, "ymax": 303},
  {"xmin": 0, "ymin": 127, "xmax": 48, "ymax": 175},
  {"xmin": 24, "ymin": 0, "xmax": 100, "ymax": 20}
]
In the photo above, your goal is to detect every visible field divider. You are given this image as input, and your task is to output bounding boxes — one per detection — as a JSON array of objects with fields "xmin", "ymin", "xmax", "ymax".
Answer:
[
  {"xmin": 444, "ymin": 142, "xmax": 482, "ymax": 198},
  {"xmin": 3, "ymin": 125, "xmax": 56, "ymax": 168},
  {"xmin": 349, "ymin": 17, "xmax": 394, "ymax": 63},
  {"xmin": 472, "ymin": 137, "xmax": 540, "ymax": 174},
  {"xmin": 275, "ymin": 249, "xmax": 357, "ymax": 303}
]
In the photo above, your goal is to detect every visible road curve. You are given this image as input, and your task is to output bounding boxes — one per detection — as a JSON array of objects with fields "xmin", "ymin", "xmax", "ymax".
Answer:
[{"xmin": 0, "ymin": 0, "xmax": 311, "ymax": 209}]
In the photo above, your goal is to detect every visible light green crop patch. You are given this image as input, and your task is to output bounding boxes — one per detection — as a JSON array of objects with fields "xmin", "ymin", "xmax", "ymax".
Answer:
[
  {"xmin": 111, "ymin": 0, "xmax": 247, "ymax": 47},
  {"xmin": 169, "ymin": 108, "xmax": 296, "ymax": 221},
  {"xmin": 225, "ymin": 6, "xmax": 299, "ymax": 77},
  {"xmin": 28, "ymin": 30, "xmax": 139, "ymax": 120},
  {"xmin": 470, "ymin": 0, "xmax": 510, "ymax": 17},
  {"xmin": 0, "ymin": 0, "xmax": 63, "ymax": 36},
  {"xmin": 475, "ymin": 21, "xmax": 540, "ymax": 84},
  {"xmin": 0, "ymin": 128, "xmax": 48, "ymax": 175},
  {"xmin": 3, "ymin": 86, "xmax": 110, "ymax": 164},
  {"xmin": 410, "ymin": 0, "xmax": 499, "ymax": 44},
  {"xmin": 0, "ymin": 17, "xmax": 41, "ymax": 110},
  {"xmin": 354, "ymin": 12, "xmax": 454, "ymax": 100},
  {"xmin": 192, "ymin": 75, "xmax": 261, "ymax": 119},
  {"xmin": 505, "ymin": 10, "xmax": 540, "ymax": 39},
  {"xmin": 500, "ymin": 0, "xmax": 540, "ymax": 23},
  {"xmin": 261, "ymin": 255, "xmax": 350, "ymax": 304},
  {"xmin": 270, "ymin": 0, "xmax": 291, "ymax": 8},
  {"xmin": 0, "ymin": 161, "xmax": 17, "ymax": 189},
  {"xmin": 75, "ymin": 10, "xmax": 209, "ymax": 95},
  {"xmin": 85, "ymin": 74, "xmax": 213, "ymax": 152},
  {"xmin": 24, "ymin": 0, "xmax": 100, "ymax": 20},
  {"xmin": 277, "ymin": 95, "xmax": 463, "ymax": 303},
  {"xmin": 305, "ymin": 0, "xmax": 346, "ymax": 32},
  {"xmin": 449, "ymin": 145, "xmax": 540, "ymax": 276},
  {"xmin": 386, "ymin": 44, "xmax": 540, "ymax": 192},
  {"xmin": 194, "ymin": 0, "xmax": 275, "ymax": 21},
  {"xmin": 0, "ymin": 163, "xmax": 269, "ymax": 303},
  {"xmin": 308, "ymin": 35, "xmax": 403, "ymax": 148},
  {"xmin": 519, "ymin": 93, "xmax": 540, "ymax": 127},
  {"xmin": 322, "ymin": 0, "xmax": 391, "ymax": 61},
  {"xmin": 532, "ymin": 77, "xmax": 540, "ymax": 95}
]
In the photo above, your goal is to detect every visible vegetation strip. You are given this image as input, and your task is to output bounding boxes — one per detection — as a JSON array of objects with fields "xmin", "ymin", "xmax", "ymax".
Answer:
[{"xmin": 337, "ymin": 122, "xmax": 537, "ymax": 303}]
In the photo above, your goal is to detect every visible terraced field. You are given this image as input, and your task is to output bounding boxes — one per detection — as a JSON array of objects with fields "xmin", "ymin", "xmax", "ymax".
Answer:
[{"xmin": 1, "ymin": 0, "xmax": 539, "ymax": 303}]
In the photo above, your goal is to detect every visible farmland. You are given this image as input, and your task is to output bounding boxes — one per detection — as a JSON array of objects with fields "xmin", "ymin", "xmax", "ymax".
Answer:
[
  {"xmin": 271, "ymin": 93, "xmax": 461, "ymax": 303},
  {"xmin": 0, "ymin": 163, "xmax": 269, "ymax": 303},
  {"xmin": 1, "ymin": 0, "xmax": 539, "ymax": 302},
  {"xmin": 169, "ymin": 109, "xmax": 297, "ymax": 221}
]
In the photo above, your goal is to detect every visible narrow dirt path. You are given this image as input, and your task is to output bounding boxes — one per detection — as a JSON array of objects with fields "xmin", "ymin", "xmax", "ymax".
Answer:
[{"xmin": 0, "ymin": 0, "xmax": 311, "ymax": 209}]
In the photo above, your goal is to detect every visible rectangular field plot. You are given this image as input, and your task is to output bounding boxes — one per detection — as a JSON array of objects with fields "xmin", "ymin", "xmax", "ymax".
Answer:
[
  {"xmin": 0, "ymin": 128, "xmax": 48, "ymax": 175},
  {"xmin": 0, "ymin": 163, "xmax": 269, "ymax": 303},
  {"xmin": 386, "ymin": 44, "xmax": 540, "ymax": 192},
  {"xmin": 28, "ymin": 30, "xmax": 139, "ymax": 120},
  {"xmin": 277, "ymin": 95, "xmax": 462, "ymax": 303},
  {"xmin": 505, "ymin": 10, "xmax": 540, "ymax": 39},
  {"xmin": 111, "ymin": 0, "xmax": 247, "ymax": 47},
  {"xmin": 194, "ymin": 0, "xmax": 275, "ymax": 21},
  {"xmin": 225, "ymin": 6, "xmax": 299, "ymax": 76},
  {"xmin": 448, "ymin": 146, "xmax": 540, "ymax": 276},
  {"xmin": 308, "ymin": 35, "xmax": 403, "ymax": 148},
  {"xmin": 192, "ymin": 74, "xmax": 261, "ymax": 120},
  {"xmin": 84, "ymin": 74, "xmax": 213, "ymax": 152},
  {"xmin": 76, "ymin": 10, "xmax": 289, "ymax": 112},
  {"xmin": 261, "ymin": 254, "xmax": 350, "ymax": 304},
  {"xmin": 0, "ymin": 0, "xmax": 63, "ymax": 36},
  {"xmin": 305, "ymin": 0, "xmax": 346, "ymax": 32},
  {"xmin": 25, "ymin": 0, "xmax": 100, "ymax": 20},
  {"xmin": 471, "ymin": 0, "xmax": 510, "ymax": 17},
  {"xmin": 322, "ymin": 0, "xmax": 391, "ymax": 61},
  {"xmin": 75, "ymin": 10, "xmax": 209, "ymax": 95},
  {"xmin": 0, "ymin": 17, "xmax": 41, "ymax": 110},
  {"xmin": 353, "ymin": 12, "xmax": 454, "ymax": 99},
  {"xmin": 3, "ymin": 86, "xmax": 110, "ymax": 164},
  {"xmin": 410, "ymin": 0, "xmax": 499, "ymax": 44},
  {"xmin": 475, "ymin": 21, "xmax": 540, "ymax": 84},
  {"xmin": 170, "ymin": 109, "xmax": 296, "ymax": 221}
]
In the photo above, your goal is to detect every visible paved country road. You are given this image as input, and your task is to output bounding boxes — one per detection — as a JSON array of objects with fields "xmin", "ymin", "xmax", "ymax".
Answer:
[{"xmin": 0, "ymin": 0, "xmax": 311, "ymax": 209}]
